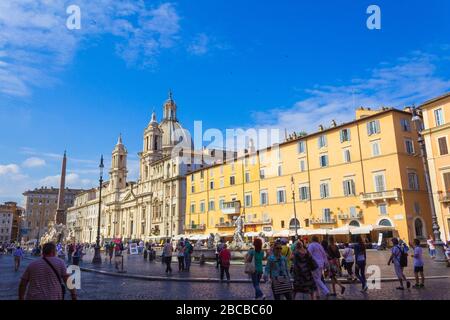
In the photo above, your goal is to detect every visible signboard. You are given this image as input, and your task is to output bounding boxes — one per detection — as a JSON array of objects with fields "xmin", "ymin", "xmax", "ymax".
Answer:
[
  {"xmin": 377, "ymin": 233, "xmax": 383, "ymax": 246},
  {"xmin": 129, "ymin": 243, "xmax": 138, "ymax": 255}
]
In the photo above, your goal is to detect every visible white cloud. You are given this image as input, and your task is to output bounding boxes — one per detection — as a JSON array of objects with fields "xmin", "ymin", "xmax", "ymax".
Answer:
[
  {"xmin": 0, "ymin": 164, "xmax": 20, "ymax": 175},
  {"xmin": 188, "ymin": 33, "xmax": 209, "ymax": 56},
  {"xmin": 39, "ymin": 173, "xmax": 95, "ymax": 189},
  {"xmin": 0, "ymin": 1, "xmax": 181, "ymax": 96},
  {"xmin": 22, "ymin": 157, "xmax": 46, "ymax": 168},
  {"xmin": 251, "ymin": 51, "xmax": 450, "ymax": 136}
]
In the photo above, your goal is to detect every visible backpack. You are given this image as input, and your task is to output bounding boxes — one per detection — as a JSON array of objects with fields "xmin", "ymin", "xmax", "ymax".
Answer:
[{"xmin": 397, "ymin": 246, "xmax": 408, "ymax": 267}]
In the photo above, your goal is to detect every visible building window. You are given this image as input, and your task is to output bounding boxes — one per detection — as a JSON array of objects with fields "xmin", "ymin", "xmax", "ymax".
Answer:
[
  {"xmin": 277, "ymin": 189, "xmax": 286, "ymax": 204},
  {"xmin": 378, "ymin": 204, "xmax": 387, "ymax": 215},
  {"xmin": 318, "ymin": 135, "xmax": 327, "ymax": 148},
  {"xmin": 245, "ymin": 194, "xmax": 252, "ymax": 207},
  {"xmin": 299, "ymin": 185, "xmax": 310, "ymax": 201},
  {"xmin": 343, "ymin": 179, "xmax": 356, "ymax": 196},
  {"xmin": 434, "ymin": 108, "xmax": 444, "ymax": 126},
  {"xmin": 438, "ymin": 137, "xmax": 448, "ymax": 155},
  {"xmin": 245, "ymin": 172, "xmax": 250, "ymax": 183},
  {"xmin": 200, "ymin": 202, "xmax": 205, "ymax": 213},
  {"xmin": 367, "ymin": 120, "xmax": 381, "ymax": 135},
  {"xmin": 208, "ymin": 200, "xmax": 215, "ymax": 211},
  {"xmin": 289, "ymin": 218, "xmax": 300, "ymax": 231},
  {"xmin": 220, "ymin": 178, "xmax": 224, "ymax": 188},
  {"xmin": 230, "ymin": 176, "xmax": 235, "ymax": 185},
  {"xmin": 379, "ymin": 219, "xmax": 392, "ymax": 227},
  {"xmin": 298, "ymin": 141, "xmax": 306, "ymax": 153},
  {"xmin": 405, "ymin": 139, "xmax": 415, "ymax": 155},
  {"xmin": 191, "ymin": 185, "xmax": 195, "ymax": 193},
  {"xmin": 299, "ymin": 159, "xmax": 306, "ymax": 172},
  {"xmin": 374, "ymin": 173, "xmax": 386, "ymax": 192},
  {"xmin": 408, "ymin": 172, "xmax": 419, "ymax": 190},
  {"xmin": 219, "ymin": 199, "xmax": 225, "ymax": 209},
  {"xmin": 277, "ymin": 165, "xmax": 282, "ymax": 177},
  {"xmin": 260, "ymin": 191, "xmax": 268, "ymax": 206},
  {"xmin": 349, "ymin": 206, "xmax": 357, "ymax": 218},
  {"xmin": 340, "ymin": 128, "xmax": 351, "ymax": 142},
  {"xmin": 260, "ymin": 169, "xmax": 265, "ymax": 179},
  {"xmin": 190, "ymin": 204, "xmax": 195, "ymax": 214},
  {"xmin": 190, "ymin": 174, "xmax": 194, "ymax": 182},
  {"xmin": 323, "ymin": 208, "xmax": 331, "ymax": 222},
  {"xmin": 343, "ymin": 149, "xmax": 351, "ymax": 163},
  {"xmin": 371, "ymin": 141, "xmax": 381, "ymax": 157},
  {"xmin": 319, "ymin": 154, "xmax": 328, "ymax": 167},
  {"xmin": 319, "ymin": 182, "xmax": 330, "ymax": 199},
  {"xmin": 443, "ymin": 172, "xmax": 450, "ymax": 192},
  {"xmin": 200, "ymin": 171, "xmax": 204, "ymax": 179},
  {"xmin": 281, "ymin": 220, "xmax": 285, "ymax": 228},
  {"xmin": 210, "ymin": 181, "xmax": 214, "ymax": 190},
  {"xmin": 209, "ymin": 169, "xmax": 214, "ymax": 178},
  {"xmin": 400, "ymin": 119, "xmax": 411, "ymax": 132}
]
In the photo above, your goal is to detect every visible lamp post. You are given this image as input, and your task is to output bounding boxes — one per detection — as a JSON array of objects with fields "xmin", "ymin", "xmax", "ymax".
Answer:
[
  {"xmin": 92, "ymin": 155, "xmax": 104, "ymax": 264},
  {"xmin": 89, "ymin": 226, "xmax": 92, "ymax": 244},
  {"xmin": 290, "ymin": 176, "xmax": 299, "ymax": 240},
  {"xmin": 411, "ymin": 108, "xmax": 447, "ymax": 262}
]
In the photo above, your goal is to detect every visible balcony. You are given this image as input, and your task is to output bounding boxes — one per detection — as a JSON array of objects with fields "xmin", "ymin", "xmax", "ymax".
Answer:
[
  {"xmin": 338, "ymin": 213, "xmax": 363, "ymax": 220},
  {"xmin": 360, "ymin": 189, "xmax": 401, "ymax": 204},
  {"xmin": 185, "ymin": 224, "xmax": 206, "ymax": 231},
  {"xmin": 310, "ymin": 218, "xmax": 337, "ymax": 225},
  {"xmin": 215, "ymin": 221, "xmax": 235, "ymax": 228},
  {"xmin": 439, "ymin": 192, "xmax": 450, "ymax": 203},
  {"xmin": 221, "ymin": 201, "xmax": 241, "ymax": 215},
  {"xmin": 244, "ymin": 218, "xmax": 273, "ymax": 226}
]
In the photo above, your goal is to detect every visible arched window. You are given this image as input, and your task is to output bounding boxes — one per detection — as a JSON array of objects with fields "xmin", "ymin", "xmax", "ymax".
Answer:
[
  {"xmin": 349, "ymin": 220, "xmax": 360, "ymax": 227},
  {"xmin": 379, "ymin": 219, "xmax": 392, "ymax": 227},
  {"xmin": 415, "ymin": 218, "xmax": 424, "ymax": 238},
  {"xmin": 289, "ymin": 218, "xmax": 300, "ymax": 230}
]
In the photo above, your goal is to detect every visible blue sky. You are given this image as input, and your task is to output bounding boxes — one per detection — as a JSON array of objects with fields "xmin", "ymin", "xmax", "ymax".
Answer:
[{"xmin": 1, "ymin": 0, "xmax": 450, "ymax": 205}]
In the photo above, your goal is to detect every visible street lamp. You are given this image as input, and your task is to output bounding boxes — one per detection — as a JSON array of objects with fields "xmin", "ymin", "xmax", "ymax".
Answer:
[
  {"xmin": 92, "ymin": 155, "xmax": 104, "ymax": 264},
  {"xmin": 89, "ymin": 226, "xmax": 92, "ymax": 244},
  {"xmin": 290, "ymin": 176, "xmax": 299, "ymax": 240},
  {"xmin": 411, "ymin": 107, "xmax": 447, "ymax": 262}
]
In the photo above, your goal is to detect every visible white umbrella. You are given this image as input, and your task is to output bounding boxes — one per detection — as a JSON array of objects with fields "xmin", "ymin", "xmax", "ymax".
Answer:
[
  {"xmin": 198, "ymin": 235, "xmax": 209, "ymax": 240},
  {"xmin": 189, "ymin": 235, "xmax": 200, "ymax": 240},
  {"xmin": 328, "ymin": 226, "xmax": 352, "ymax": 235},
  {"xmin": 307, "ymin": 229, "xmax": 328, "ymax": 235},
  {"xmin": 244, "ymin": 232, "xmax": 260, "ymax": 237},
  {"xmin": 273, "ymin": 229, "xmax": 290, "ymax": 237},
  {"xmin": 262, "ymin": 231, "xmax": 273, "ymax": 237},
  {"xmin": 350, "ymin": 225, "xmax": 373, "ymax": 235}
]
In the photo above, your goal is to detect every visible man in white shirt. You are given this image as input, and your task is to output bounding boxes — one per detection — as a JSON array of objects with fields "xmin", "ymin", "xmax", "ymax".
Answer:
[{"xmin": 307, "ymin": 236, "xmax": 330, "ymax": 297}]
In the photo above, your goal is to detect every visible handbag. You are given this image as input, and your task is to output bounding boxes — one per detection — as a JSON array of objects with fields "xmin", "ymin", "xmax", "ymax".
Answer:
[
  {"xmin": 270, "ymin": 259, "xmax": 292, "ymax": 295},
  {"xmin": 244, "ymin": 252, "xmax": 256, "ymax": 274},
  {"xmin": 43, "ymin": 257, "xmax": 66, "ymax": 300}
]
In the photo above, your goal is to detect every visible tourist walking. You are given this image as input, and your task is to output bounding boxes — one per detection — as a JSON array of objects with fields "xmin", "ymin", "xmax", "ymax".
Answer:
[
  {"xmin": 67, "ymin": 243, "xmax": 74, "ymax": 264},
  {"xmin": 342, "ymin": 243, "xmax": 356, "ymax": 281},
  {"xmin": 108, "ymin": 241, "xmax": 114, "ymax": 263},
  {"xmin": 216, "ymin": 239, "xmax": 224, "ymax": 269},
  {"xmin": 163, "ymin": 239, "xmax": 173, "ymax": 274},
  {"xmin": 388, "ymin": 238, "xmax": 411, "ymax": 290},
  {"xmin": 354, "ymin": 236, "xmax": 368, "ymax": 292},
  {"xmin": 411, "ymin": 238, "xmax": 425, "ymax": 288},
  {"xmin": 18, "ymin": 242, "xmax": 77, "ymax": 300},
  {"xmin": 427, "ymin": 235, "xmax": 436, "ymax": 258},
  {"xmin": 307, "ymin": 236, "xmax": 330, "ymax": 298},
  {"xmin": 326, "ymin": 237, "xmax": 346, "ymax": 296},
  {"xmin": 184, "ymin": 239, "xmax": 193, "ymax": 271},
  {"xmin": 264, "ymin": 241, "xmax": 292, "ymax": 300},
  {"xmin": 218, "ymin": 243, "xmax": 231, "ymax": 282},
  {"xmin": 246, "ymin": 238, "xmax": 266, "ymax": 300},
  {"xmin": 292, "ymin": 240, "xmax": 317, "ymax": 300},
  {"xmin": 176, "ymin": 241, "xmax": 185, "ymax": 271},
  {"xmin": 13, "ymin": 246, "xmax": 25, "ymax": 272}
]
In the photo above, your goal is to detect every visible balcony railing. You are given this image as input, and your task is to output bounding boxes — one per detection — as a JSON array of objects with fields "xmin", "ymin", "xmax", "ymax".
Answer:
[
  {"xmin": 338, "ymin": 213, "xmax": 363, "ymax": 220},
  {"xmin": 439, "ymin": 192, "xmax": 450, "ymax": 203},
  {"xmin": 310, "ymin": 218, "xmax": 337, "ymax": 225},
  {"xmin": 244, "ymin": 218, "xmax": 272, "ymax": 226},
  {"xmin": 360, "ymin": 189, "xmax": 401, "ymax": 203},
  {"xmin": 221, "ymin": 201, "xmax": 241, "ymax": 215},
  {"xmin": 215, "ymin": 221, "xmax": 235, "ymax": 228},
  {"xmin": 185, "ymin": 224, "xmax": 206, "ymax": 231}
]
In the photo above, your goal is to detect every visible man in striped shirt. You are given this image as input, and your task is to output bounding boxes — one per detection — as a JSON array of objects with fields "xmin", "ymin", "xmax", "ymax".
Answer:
[{"xmin": 18, "ymin": 242, "xmax": 77, "ymax": 300}]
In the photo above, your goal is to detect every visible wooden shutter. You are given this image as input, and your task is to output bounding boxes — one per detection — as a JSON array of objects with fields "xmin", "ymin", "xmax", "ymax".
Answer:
[{"xmin": 438, "ymin": 137, "xmax": 448, "ymax": 155}]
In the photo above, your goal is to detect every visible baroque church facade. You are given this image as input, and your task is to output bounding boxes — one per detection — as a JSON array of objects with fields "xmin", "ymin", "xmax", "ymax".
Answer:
[{"xmin": 67, "ymin": 93, "xmax": 205, "ymax": 242}]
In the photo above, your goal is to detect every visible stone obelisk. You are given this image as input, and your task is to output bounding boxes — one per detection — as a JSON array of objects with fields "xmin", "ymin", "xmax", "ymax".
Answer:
[{"xmin": 55, "ymin": 151, "xmax": 67, "ymax": 225}]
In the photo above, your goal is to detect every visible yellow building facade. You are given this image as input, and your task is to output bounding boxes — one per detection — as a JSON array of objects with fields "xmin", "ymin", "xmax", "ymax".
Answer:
[
  {"xmin": 185, "ymin": 107, "xmax": 433, "ymax": 244},
  {"xmin": 420, "ymin": 93, "xmax": 450, "ymax": 242}
]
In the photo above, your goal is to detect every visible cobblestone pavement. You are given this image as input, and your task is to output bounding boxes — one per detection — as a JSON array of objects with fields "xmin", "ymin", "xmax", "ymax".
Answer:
[
  {"xmin": 79, "ymin": 249, "xmax": 450, "ymax": 281},
  {"xmin": 1, "ymin": 253, "xmax": 450, "ymax": 300}
]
